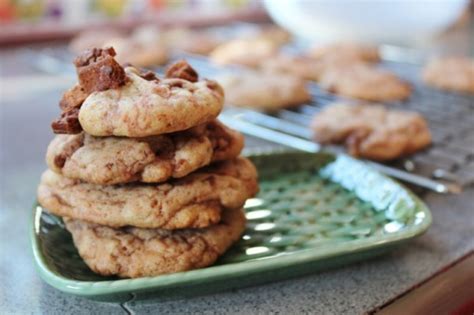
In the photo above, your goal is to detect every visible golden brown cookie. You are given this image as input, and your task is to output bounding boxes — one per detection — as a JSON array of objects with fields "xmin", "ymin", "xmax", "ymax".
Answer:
[
  {"xmin": 38, "ymin": 157, "xmax": 258, "ymax": 229},
  {"xmin": 422, "ymin": 57, "xmax": 474, "ymax": 94},
  {"xmin": 311, "ymin": 103, "xmax": 431, "ymax": 160},
  {"xmin": 105, "ymin": 37, "xmax": 169, "ymax": 67},
  {"xmin": 64, "ymin": 207, "xmax": 246, "ymax": 278},
  {"xmin": 46, "ymin": 120, "xmax": 244, "ymax": 185},
  {"xmin": 308, "ymin": 42, "xmax": 380, "ymax": 63},
  {"xmin": 161, "ymin": 28, "xmax": 221, "ymax": 55},
  {"xmin": 78, "ymin": 66, "xmax": 224, "ymax": 137},
  {"xmin": 69, "ymin": 29, "xmax": 125, "ymax": 54},
  {"xmin": 210, "ymin": 38, "xmax": 278, "ymax": 68},
  {"xmin": 261, "ymin": 54, "xmax": 326, "ymax": 81},
  {"xmin": 218, "ymin": 70, "xmax": 311, "ymax": 110},
  {"xmin": 320, "ymin": 64, "xmax": 411, "ymax": 102},
  {"xmin": 263, "ymin": 53, "xmax": 371, "ymax": 82},
  {"xmin": 253, "ymin": 25, "xmax": 292, "ymax": 46}
]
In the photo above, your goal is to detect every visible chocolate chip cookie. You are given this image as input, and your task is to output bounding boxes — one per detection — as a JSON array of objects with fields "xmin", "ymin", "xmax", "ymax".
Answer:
[
  {"xmin": 311, "ymin": 103, "xmax": 431, "ymax": 160},
  {"xmin": 308, "ymin": 42, "xmax": 380, "ymax": 63},
  {"xmin": 218, "ymin": 70, "xmax": 311, "ymax": 110},
  {"xmin": 320, "ymin": 64, "xmax": 411, "ymax": 102},
  {"xmin": 423, "ymin": 57, "xmax": 474, "ymax": 94},
  {"xmin": 38, "ymin": 157, "xmax": 258, "ymax": 229},
  {"xmin": 64, "ymin": 207, "xmax": 246, "ymax": 278},
  {"xmin": 210, "ymin": 38, "xmax": 278, "ymax": 68},
  {"xmin": 46, "ymin": 120, "xmax": 244, "ymax": 185}
]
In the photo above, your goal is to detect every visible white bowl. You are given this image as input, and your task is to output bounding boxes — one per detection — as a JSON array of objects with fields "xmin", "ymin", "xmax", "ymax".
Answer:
[{"xmin": 264, "ymin": 0, "xmax": 468, "ymax": 45}]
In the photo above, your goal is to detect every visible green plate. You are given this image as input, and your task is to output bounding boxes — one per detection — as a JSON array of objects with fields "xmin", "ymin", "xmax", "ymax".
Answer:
[{"xmin": 30, "ymin": 151, "xmax": 432, "ymax": 302}]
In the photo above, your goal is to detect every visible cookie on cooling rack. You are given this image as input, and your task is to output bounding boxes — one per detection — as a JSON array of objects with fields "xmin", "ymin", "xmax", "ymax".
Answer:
[
  {"xmin": 210, "ymin": 38, "xmax": 278, "ymax": 68},
  {"xmin": 253, "ymin": 25, "xmax": 292, "ymax": 46},
  {"xmin": 308, "ymin": 42, "xmax": 380, "ymax": 64},
  {"xmin": 261, "ymin": 54, "xmax": 326, "ymax": 81},
  {"xmin": 319, "ymin": 64, "xmax": 411, "ymax": 102},
  {"xmin": 422, "ymin": 57, "xmax": 474, "ymax": 94},
  {"xmin": 218, "ymin": 70, "xmax": 312, "ymax": 110},
  {"xmin": 311, "ymin": 103, "xmax": 431, "ymax": 160}
]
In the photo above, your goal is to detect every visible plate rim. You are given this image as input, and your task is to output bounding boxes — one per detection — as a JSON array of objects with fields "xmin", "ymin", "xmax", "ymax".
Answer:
[{"xmin": 30, "ymin": 151, "xmax": 432, "ymax": 297}]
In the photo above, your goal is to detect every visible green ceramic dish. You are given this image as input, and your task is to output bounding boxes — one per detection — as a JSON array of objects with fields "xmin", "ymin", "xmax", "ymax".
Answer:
[{"xmin": 30, "ymin": 151, "xmax": 432, "ymax": 302}]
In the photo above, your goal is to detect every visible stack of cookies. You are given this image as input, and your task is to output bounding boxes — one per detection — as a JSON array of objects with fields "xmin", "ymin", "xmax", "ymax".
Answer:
[{"xmin": 37, "ymin": 48, "xmax": 258, "ymax": 278}]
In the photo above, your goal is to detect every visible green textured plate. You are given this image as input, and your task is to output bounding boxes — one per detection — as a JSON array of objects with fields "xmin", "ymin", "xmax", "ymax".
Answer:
[{"xmin": 31, "ymin": 151, "xmax": 432, "ymax": 302}]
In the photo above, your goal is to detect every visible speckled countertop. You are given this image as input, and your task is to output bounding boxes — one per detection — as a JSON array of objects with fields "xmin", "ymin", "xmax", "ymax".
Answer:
[{"xmin": 1, "ymin": 81, "xmax": 473, "ymax": 314}]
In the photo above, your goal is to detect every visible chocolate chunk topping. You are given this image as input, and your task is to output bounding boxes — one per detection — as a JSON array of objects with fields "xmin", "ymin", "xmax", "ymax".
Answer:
[
  {"xmin": 59, "ymin": 84, "xmax": 88, "ymax": 111},
  {"xmin": 138, "ymin": 70, "xmax": 160, "ymax": 82},
  {"xmin": 74, "ymin": 47, "xmax": 127, "ymax": 94},
  {"xmin": 73, "ymin": 47, "xmax": 116, "ymax": 67},
  {"xmin": 52, "ymin": 47, "xmax": 128, "ymax": 134},
  {"xmin": 51, "ymin": 107, "xmax": 82, "ymax": 134},
  {"xmin": 165, "ymin": 60, "xmax": 198, "ymax": 82}
]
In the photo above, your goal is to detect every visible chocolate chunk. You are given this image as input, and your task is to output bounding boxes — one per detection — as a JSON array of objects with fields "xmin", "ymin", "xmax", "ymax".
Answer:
[
  {"xmin": 138, "ymin": 70, "xmax": 160, "ymax": 82},
  {"xmin": 59, "ymin": 84, "xmax": 88, "ymax": 111},
  {"xmin": 52, "ymin": 47, "xmax": 129, "ymax": 134},
  {"xmin": 73, "ymin": 47, "xmax": 116, "ymax": 67},
  {"xmin": 74, "ymin": 47, "xmax": 127, "ymax": 94},
  {"xmin": 51, "ymin": 107, "xmax": 82, "ymax": 134},
  {"xmin": 165, "ymin": 60, "xmax": 198, "ymax": 82}
]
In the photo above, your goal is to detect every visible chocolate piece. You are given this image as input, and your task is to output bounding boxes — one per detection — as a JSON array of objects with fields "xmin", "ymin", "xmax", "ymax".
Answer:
[
  {"xmin": 74, "ymin": 47, "xmax": 126, "ymax": 94},
  {"xmin": 52, "ymin": 47, "xmax": 128, "ymax": 134},
  {"xmin": 138, "ymin": 70, "xmax": 160, "ymax": 82},
  {"xmin": 51, "ymin": 108, "xmax": 82, "ymax": 134},
  {"xmin": 59, "ymin": 84, "xmax": 88, "ymax": 111},
  {"xmin": 165, "ymin": 60, "xmax": 198, "ymax": 82}
]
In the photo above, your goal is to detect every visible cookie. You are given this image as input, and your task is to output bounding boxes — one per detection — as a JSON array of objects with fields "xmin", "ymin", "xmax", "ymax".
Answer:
[
  {"xmin": 173, "ymin": 33, "xmax": 221, "ymax": 55},
  {"xmin": 320, "ymin": 64, "xmax": 411, "ymax": 102},
  {"xmin": 308, "ymin": 42, "xmax": 380, "ymax": 63},
  {"xmin": 46, "ymin": 120, "xmax": 244, "ymax": 185},
  {"xmin": 264, "ymin": 53, "xmax": 372, "ymax": 82},
  {"xmin": 261, "ymin": 54, "xmax": 327, "ymax": 81},
  {"xmin": 311, "ymin": 103, "xmax": 431, "ymax": 160},
  {"xmin": 162, "ymin": 28, "xmax": 221, "ymax": 55},
  {"xmin": 38, "ymin": 157, "xmax": 258, "ymax": 229},
  {"xmin": 77, "ymin": 64, "xmax": 224, "ymax": 137},
  {"xmin": 218, "ymin": 71, "xmax": 311, "ymax": 110},
  {"xmin": 422, "ymin": 57, "xmax": 474, "ymax": 94},
  {"xmin": 105, "ymin": 37, "xmax": 169, "ymax": 67},
  {"xmin": 210, "ymin": 38, "xmax": 278, "ymax": 68},
  {"xmin": 253, "ymin": 25, "xmax": 292, "ymax": 46},
  {"xmin": 64, "ymin": 207, "xmax": 246, "ymax": 278},
  {"xmin": 69, "ymin": 29, "xmax": 125, "ymax": 54}
]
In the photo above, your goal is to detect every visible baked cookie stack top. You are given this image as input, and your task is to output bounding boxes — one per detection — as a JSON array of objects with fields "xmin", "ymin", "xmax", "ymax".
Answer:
[{"xmin": 37, "ymin": 48, "xmax": 259, "ymax": 278}]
